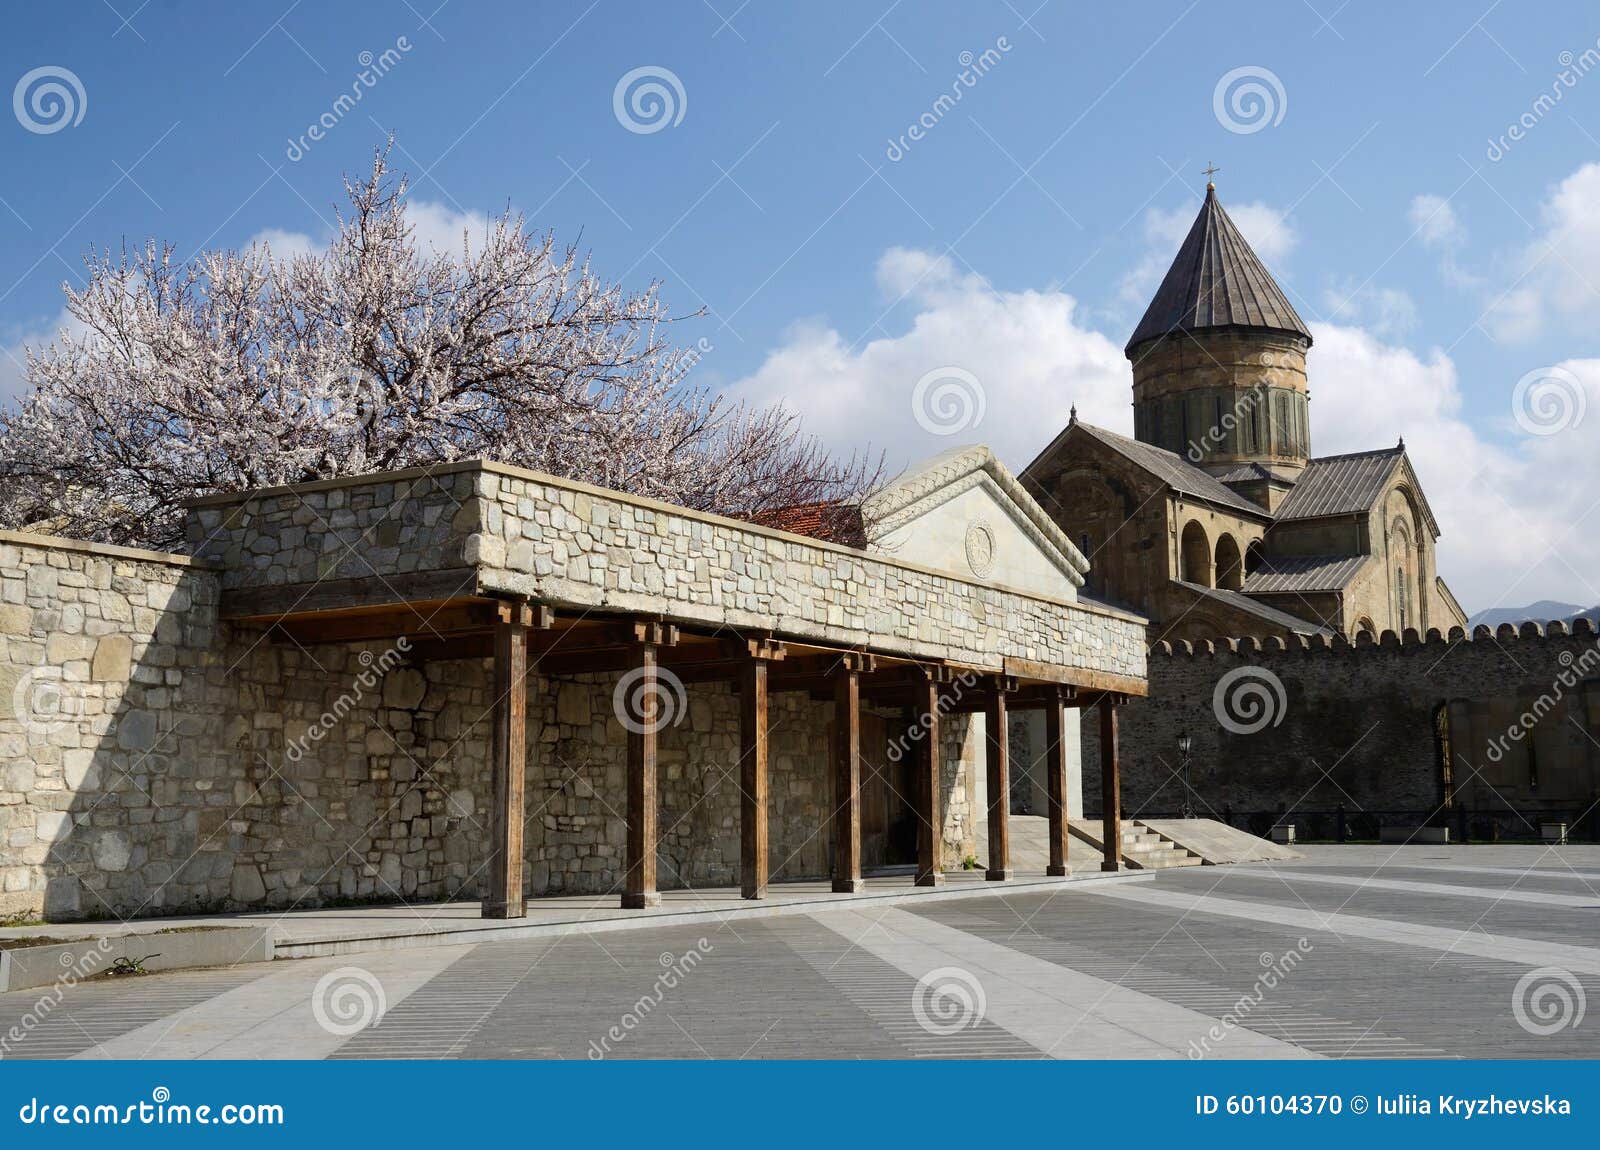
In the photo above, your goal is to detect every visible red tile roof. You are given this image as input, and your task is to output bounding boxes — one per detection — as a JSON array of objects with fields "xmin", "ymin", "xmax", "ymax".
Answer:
[{"xmin": 744, "ymin": 501, "xmax": 866, "ymax": 547}]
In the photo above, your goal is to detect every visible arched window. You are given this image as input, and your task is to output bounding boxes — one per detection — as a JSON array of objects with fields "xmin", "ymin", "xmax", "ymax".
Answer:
[
  {"xmin": 1245, "ymin": 540, "xmax": 1266, "ymax": 575},
  {"xmin": 1180, "ymin": 521, "xmax": 1212, "ymax": 587},
  {"xmin": 1397, "ymin": 566, "xmax": 1408, "ymax": 632},
  {"xmin": 1214, "ymin": 534, "xmax": 1243, "ymax": 590}
]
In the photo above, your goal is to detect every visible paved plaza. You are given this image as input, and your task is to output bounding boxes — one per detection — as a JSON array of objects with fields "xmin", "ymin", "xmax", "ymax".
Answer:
[{"xmin": 3, "ymin": 846, "xmax": 1598, "ymax": 1060}]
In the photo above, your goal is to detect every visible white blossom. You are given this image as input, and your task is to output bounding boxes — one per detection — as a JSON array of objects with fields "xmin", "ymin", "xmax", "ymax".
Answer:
[{"xmin": 0, "ymin": 151, "xmax": 880, "ymax": 549}]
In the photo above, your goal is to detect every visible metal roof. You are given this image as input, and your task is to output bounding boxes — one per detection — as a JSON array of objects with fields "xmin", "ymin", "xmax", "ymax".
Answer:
[
  {"xmin": 1172, "ymin": 580, "xmax": 1334, "ymax": 635},
  {"xmin": 1244, "ymin": 554, "xmax": 1369, "ymax": 594},
  {"xmin": 1126, "ymin": 186, "xmax": 1312, "ymax": 354},
  {"xmin": 1073, "ymin": 422, "xmax": 1270, "ymax": 519},
  {"xmin": 1274, "ymin": 447, "xmax": 1404, "ymax": 521},
  {"xmin": 1214, "ymin": 462, "xmax": 1275, "ymax": 484}
]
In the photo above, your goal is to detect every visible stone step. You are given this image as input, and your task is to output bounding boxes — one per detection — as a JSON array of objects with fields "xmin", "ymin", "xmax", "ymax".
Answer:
[{"xmin": 1126, "ymin": 848, "xmax": 1203, "ymax": 869}]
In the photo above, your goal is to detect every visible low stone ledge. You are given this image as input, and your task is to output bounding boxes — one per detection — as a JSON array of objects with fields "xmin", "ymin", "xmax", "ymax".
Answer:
[
  {"xmin": 0, "ymin": 926, "xmax": 274, "ymax": 994},
  {"xmin": 0, "ymin": 528, "xmax": 220, "ymax": 569}
]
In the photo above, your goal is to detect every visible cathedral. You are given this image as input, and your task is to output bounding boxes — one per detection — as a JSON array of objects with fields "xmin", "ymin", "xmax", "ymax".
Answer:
[{"xmin": 1022, "ymin": 181, "xmax": 1469, "ymax": 645}]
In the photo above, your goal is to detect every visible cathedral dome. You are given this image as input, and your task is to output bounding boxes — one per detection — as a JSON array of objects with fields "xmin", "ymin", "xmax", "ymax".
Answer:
[{"xmin": 1125, "ymin": 185, "xmax": 1311, "ymax": 356}]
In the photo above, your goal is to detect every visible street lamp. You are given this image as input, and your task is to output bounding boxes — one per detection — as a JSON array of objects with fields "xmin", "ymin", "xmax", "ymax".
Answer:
[{"xmin": 1178, "ymin": 733, "xmax": 1194, "ymax": 819}]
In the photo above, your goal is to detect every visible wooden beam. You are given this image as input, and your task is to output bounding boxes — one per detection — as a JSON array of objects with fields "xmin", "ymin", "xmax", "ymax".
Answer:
[
  {"xmin": 739, "ymin": 656, "xmax": 770, "ymax": 900},
  {"xmin": 1099, "ymin": 696, "xmax": 1122, "ymax": 873},
  {"xmin": 622, "ymin": 641, "xmax": 662, "ymax": 909},
  {"xmin": 831, "ymin": 656, "xmax": 865, "ymax": 894},
  {"xmin": 483, "ymin": 599, "xmax": 532, "ymax": 918},
  {"xmin": 404, "ymin": 634, "xmax": 493, "ymax": 663},
  {"xmin": 1045, "ymin": 689, "xmax": 1070, "ymax": 877},
  {"xmin": 221, "ymin": 568, "xmax": 481, "ymax": 621},
  {"xmin": 269, "ymin": 601, "xmax": 491, "ymax": 647},
  {"xmin": 913, "ymin": 669, "xmax": 944, "ymax": 887},
  {"xmin": 984, "ymin": 682, "xmax": 1013, "ymax": 882},
  {"xmin": 1059, "ymin": 667, "xmax": 1149, "ymax": 699}
]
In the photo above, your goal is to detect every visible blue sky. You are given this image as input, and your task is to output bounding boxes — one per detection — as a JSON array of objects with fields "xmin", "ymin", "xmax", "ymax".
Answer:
[{"xmin": 4, "ymin": 1, "xmax": 1599, "ymax": 612}]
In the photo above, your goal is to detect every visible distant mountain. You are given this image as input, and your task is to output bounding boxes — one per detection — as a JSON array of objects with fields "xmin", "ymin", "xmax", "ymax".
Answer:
[{"xmin": 1468, "ymin": 600, "xmax": 1597, "ymax": 629}]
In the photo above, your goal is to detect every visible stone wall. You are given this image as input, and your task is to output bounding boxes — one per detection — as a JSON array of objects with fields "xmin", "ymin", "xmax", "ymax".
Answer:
[
  {"xmin": 1129, "ymin": 330, "xmax": 1311, "ymax": 474},
  {"xmin": 1078, "ymin": 623, "xmax": 1600, "ymax": 837},
  {"xmin": 1, "ymin": 534, "xmax": 226, "ymax": 920},
  {"xmin": 3, "ymin": 532, "xmax": 979, "ymax": 921},
  {"xmin": 187, "ymin": 461, "xmax": 1147, "ymax": 686},
  {"xmin": 525, "ymin": 676, "xmax": 976, "ymax": 896}
]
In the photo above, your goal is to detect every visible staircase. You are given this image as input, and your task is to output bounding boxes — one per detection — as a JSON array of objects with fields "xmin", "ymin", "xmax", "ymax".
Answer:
[
  {"xmin": 975, "ymin": 815, "xmax": 1203, "ymax": 873},
  {"xmin": 1112, "ymin": 822, "xmax": 1203, "ymax": 870}
]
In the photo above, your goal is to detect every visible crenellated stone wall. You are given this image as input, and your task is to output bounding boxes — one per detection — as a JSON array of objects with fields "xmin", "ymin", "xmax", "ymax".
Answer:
[{"xmin": 1078, "ymin": 622, "xmax": 1600, "ymax": 836}]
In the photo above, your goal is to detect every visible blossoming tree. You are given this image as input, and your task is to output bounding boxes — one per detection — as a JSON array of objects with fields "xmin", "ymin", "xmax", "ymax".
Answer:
[{"xmin": 0, "ymin": 153, "xmax": 879, "ymax": 550}]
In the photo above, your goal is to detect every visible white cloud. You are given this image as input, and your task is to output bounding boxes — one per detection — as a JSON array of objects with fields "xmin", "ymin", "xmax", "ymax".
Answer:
[
  {"xmin": 1484, "ymin": 162, "xmax": 1600, "ymax": 340},
  {"xmin": 244, "ymin": 228, "xmax": 320, "ymax": 261},
  {"xmin": 0, "ymin": 308, "xmax": 80, "ymax": 409},
  {"xmin": 1228, "ymin": 202, "xmax": 1297, "ymax": 265},
  {"xmin": 734, "ymin": 247, "xmax": 1127, "ymax": 470},
  {"xmin": 407, "ymin": 201, "xmax": 494, "ymax": 255},
  {"xmin": 240, "ymin": 201, "xmax": 493, "ymax": 264},
  {"xmin": 1408, "ymin": 194, "xmax": 1464, "ymax": 248},
  {"xmin": 1307, "ymin": 324, "xmax": 1600, "ymax": 612},
  {"xmin": 735, "ymin": 246, "xmax": 1600, "ymax": 614},
  {"xmin": 1321, "ymin": 282, "xmax": 1418, "ymax": 339}
]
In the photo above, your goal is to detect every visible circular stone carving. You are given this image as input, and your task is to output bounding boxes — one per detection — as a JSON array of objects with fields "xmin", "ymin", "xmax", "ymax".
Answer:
[{"xmin": 964, "ymin": 520, "xmax": 996, "ymax": 578}]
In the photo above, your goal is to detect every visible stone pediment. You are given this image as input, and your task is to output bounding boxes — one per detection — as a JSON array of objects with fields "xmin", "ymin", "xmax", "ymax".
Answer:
[{"xmin": 863, "ymin": 445, "xmax": 1088, "ymax": 597}]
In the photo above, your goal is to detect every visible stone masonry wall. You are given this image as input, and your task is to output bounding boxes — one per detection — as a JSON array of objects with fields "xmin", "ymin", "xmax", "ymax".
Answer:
[
  {"xmin": 1079, "ymin": 623, "xmax": 1600, "ymax": 836},
  {"xmin": 3, "ymin": 532, "xmax": 978, "ymax": 921},
  {"xmin": 186, "ymin": 462, "xmax": 1147, "ymax": 685},
  {"xmin": 1, "ymin": 534, "xmax": 227, "ymax": 920}
]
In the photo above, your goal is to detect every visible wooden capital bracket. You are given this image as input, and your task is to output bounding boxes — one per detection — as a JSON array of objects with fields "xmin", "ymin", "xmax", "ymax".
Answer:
[
  {"xmin": 838, "ymin": 650, "xmax": 877, "ymax": 674},
  {"xmin": 622, "ymin": 620, "xmax": 680, "ymax": 647},
  {"xmin": 736, "ymin": 635, "xmax": 787, "ymax": 662}
]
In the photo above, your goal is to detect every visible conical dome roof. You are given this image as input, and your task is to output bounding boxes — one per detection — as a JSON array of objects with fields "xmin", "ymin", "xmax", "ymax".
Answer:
[{"xmin": 1126, "ymin": 186, "xmax": 1311, "ymax": 355}]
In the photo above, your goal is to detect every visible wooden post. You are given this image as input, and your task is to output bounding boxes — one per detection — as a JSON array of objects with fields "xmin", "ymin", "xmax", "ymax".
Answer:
[
  {"xmin": 831, "ymin": 659, "xmax": 864, "ymax": 893},
  {"xmin": 623, "ymin": 634, "xmax": 663, "ymax": 909},
  {"xmin": 914, "ymin": 668, "xmax": 944, "ymax": 888},
  {"xmin": 984, "ymin": 681, "xmax": 1013, "ymax": 881},
  {"xmin": 1100, "ymin": 694, "xmax": 1122, "ymax": 873},
  {"xmin": 1045, "ymin": 690, "xmax": 1070, "ymax": 877},
  {"xmin": 483, "ymin": 599, "xmax": 532, "ymax": 919},
  {"xmin": 739, "ymin": 657, "xmax": 770, "ymax": 900}
]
